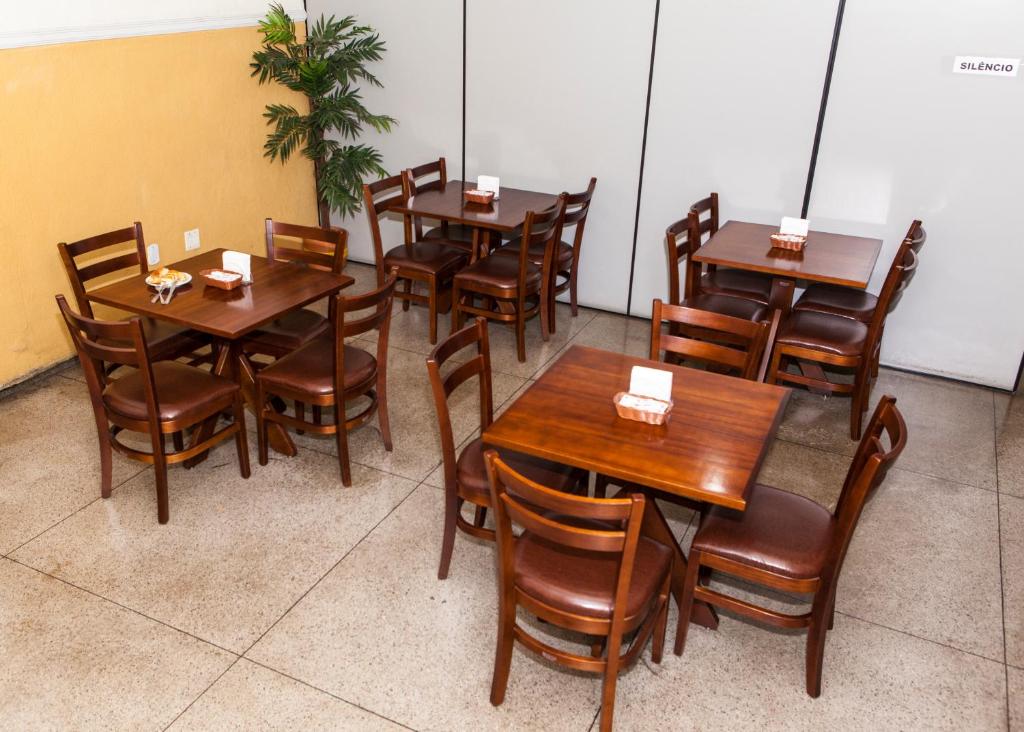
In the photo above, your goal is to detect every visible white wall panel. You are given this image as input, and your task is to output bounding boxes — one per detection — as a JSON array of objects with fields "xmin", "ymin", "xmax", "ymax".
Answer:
[
  {"xmin": 309, "ymin": 0, "xmax": 463, "ymax": 264},
  {"xmin": 465, "ymin": 0, "xmax": 656, "ymax": 313},
  {"xmin": 809, "ymin": 0, "xmax": 1024, "ymax": 388},
  {"xmin": 630, "ymin": 0, "xmax": 839, "ymax": 318}
]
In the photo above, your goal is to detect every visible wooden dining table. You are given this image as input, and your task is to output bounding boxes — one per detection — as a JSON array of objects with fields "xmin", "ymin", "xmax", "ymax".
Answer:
[
  {"xmin": 87, "ymin": 247, "xmax": 354, "ymax": 462},
  {"xmin": 483, "ymin": 345, "xmax": 790, "ymax": 628},
  {"xmin": 390, "ymin": 180, "xmax": 558, "ymax": 261}
]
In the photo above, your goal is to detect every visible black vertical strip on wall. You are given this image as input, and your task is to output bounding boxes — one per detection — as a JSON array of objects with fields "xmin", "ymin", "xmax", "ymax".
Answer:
[
  {"xmin": 625, "ymin": 0, "xmax": 661, "ymax": 316},
  {"xmin": 1014, "ymin": 352, "xmax": 1024, "ymax": 393},
  {"xmin": 801, "ymin": 0, "xmax": 847, "ymax": 218},
  {"xmin": 461, "ymin": 0, "xmax": 467, "ymax": 182}
]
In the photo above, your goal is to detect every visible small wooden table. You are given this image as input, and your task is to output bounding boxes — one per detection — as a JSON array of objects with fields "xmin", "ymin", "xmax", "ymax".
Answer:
[
  {"xmin": 693, "ymin": 221, "xmax": 883, "ymax": 311},
  {"xmin": 483, "ymin": 345, "xmax": 790, "ymax": 627},
  {"xmin": 390, "ymin": 180, "xmax": 557, "ymax": 261},
  {"xmin": 88, "ymin": 248, "xmax": 354, "ymax": 461}
]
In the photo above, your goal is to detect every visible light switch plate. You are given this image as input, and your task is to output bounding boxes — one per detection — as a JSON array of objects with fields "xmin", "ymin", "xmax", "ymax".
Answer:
[
  {"xmin": 184, "ymin": 228, "xmax": 201, "ymax": 251},
  {"xmin": 146, "ymin": 243, "xmax": 160, "ymax": 266}
]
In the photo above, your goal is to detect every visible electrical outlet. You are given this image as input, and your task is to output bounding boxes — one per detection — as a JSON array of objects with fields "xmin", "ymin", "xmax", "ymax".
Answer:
[
  {"xmin": 184, "ymin": 228, "xmax": 201, "ymax": 251},
  {"xmin": 146, "ymin": 243, "xmax": 160, "ymax": 266}
]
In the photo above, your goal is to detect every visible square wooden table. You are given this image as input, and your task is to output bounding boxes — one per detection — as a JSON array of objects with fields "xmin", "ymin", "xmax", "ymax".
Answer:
[
  {"xmin": 483, "ymin": 345, "xmax": 790, "ymax": 627},
  {"xmin": 694, "ymin": 221, "xmax": 883, "ymax": 310},
  {"xmin": 88, "ymin": 248, "xmax": 354, "ymax": 460},
  {"xmin": 390, "ymin": 180, "xmax": 558, "ymax": 261}
]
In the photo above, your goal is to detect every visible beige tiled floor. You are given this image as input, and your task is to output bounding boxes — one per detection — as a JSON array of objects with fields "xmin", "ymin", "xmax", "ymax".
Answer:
[{"xmin": 1, "ymin": 262, "xmax": 1019, "ymax": 729}]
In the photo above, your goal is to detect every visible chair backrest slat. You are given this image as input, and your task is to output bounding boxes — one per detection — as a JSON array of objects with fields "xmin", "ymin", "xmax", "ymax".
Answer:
[
  {"xmin": 515, "ymin": 196, "xmax": 568, "ymax": 298},
  {"xmin": 58, "ymin": 222, "xmax": 147, "ymax": 318},
  {"xmin": 402, "ymin": 158, "xmax": 450, "ymax": 240},
  {"xmin": 363, "ymin": 174, "xmax": 413, "ymax": 283},
  {"xmin": 265, "ymin": 219, "xmax": 347, "ymax": 275}
]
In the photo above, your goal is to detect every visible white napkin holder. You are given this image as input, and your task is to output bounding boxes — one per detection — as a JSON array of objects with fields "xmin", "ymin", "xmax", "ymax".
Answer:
[{"xmin": 614, "ymin": 365, "xmax": 674, "ymax": 425}]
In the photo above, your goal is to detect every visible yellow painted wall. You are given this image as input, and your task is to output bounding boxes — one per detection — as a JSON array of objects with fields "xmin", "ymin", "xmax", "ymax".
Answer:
[{"xmin": 0, "ymin": 26, "xmax": 319, "ymax": 388}]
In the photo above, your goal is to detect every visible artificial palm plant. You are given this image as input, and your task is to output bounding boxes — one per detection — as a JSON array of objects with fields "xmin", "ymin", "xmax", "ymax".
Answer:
[{"xmin": 251, "ymin": 3, "xmax": 396, "ymax": 224}]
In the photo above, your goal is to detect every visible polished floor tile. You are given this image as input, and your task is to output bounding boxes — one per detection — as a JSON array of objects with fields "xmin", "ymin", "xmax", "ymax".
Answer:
[
  {"xmin": 0, "ymin": 375, "xmax": 145, "ymax": 554},
  {"xmin": 1010, "ymin": 666, "xmax": 1023, "ymax": 730},
  {"xmin": 996, "ymin": 392, "xmax": 1024, "ymax": 498},
  {"xmin": 0, "ymin": 558, "xmax": 232, "ymax": 730},
  {"xmin": 169, "ymin": 659, "xmax": 404, "ymax": 731},
  {"xmin": 1002, "ymin": 494, "xmax": 1024, "ymax": 668},
  {"xmin": 11, "ymin": 445, "xmax": 418, "ymax": 653}
]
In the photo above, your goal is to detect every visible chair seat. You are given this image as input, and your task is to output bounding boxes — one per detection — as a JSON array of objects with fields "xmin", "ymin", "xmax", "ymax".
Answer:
[
  {"xmin": 701, "ymin": 269, "xmax": 774, "ymax": 305},
  {"xmin": 384, "ymin": 241, "xmax": 467, "ymax": 276},
  {"xmin": 103, "ymin": 361, "xmax": 237, "ymax": 422},
  {"xmin": 455, "ymin": 438, "xmax": 578, "ymax": 502},
  {"xmin": 776, "ymin": 310, "xmax": 868, "ymax": 357},
  {"xmin": 244, "ymin": 309, "xmax": 328, "ymax": 353},
  {"xmin": 514, "ymin": 531, "xmax": 671, "ymax": 619},
  {"xmin": 454, "ymin": 254, "xmax": 542, "ymax": 290},
  {"xmin": 257, "ymin": 336, "xmax": 376, "ymax": 397},
  {"xmin": 423, "ymin": 223, "xmax": 476, "ymax": 244},
  {"xmin": 681, "ymin": 293, "xmax": 768, "ymax": 322},
  {"xmin": 794, "ymin": 284, "xmax": 877, "ymax": 323},
  {"xmin": 497, "ymin": 237, "xmax": 574, "ymax": 267},
  {"xmin": 692, "ymin": 483, "xmax": 834, "ymax": 581}
]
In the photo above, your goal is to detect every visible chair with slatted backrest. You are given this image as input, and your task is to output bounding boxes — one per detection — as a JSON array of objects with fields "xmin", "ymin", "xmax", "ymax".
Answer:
[
  {"xmin": 256, "ymin": 273, "xmax": 397, "ymax": 486},
  {"xmin": 56, "ymin": 295, "xmax": 249, "ymax": 524},
  {"xmin": 57, "ymin": 222, "xmax": 208, "ymax": 362},
  {"xmin": 364, "ymin": 173, "xmax": 468, "ymax": 344},
  {"xmin": 675, "ymin": 395, "xmax": 907, "ymax": 697},
  {"xmin": 768, "ymin": 236, "xmax": 919, "ymax": 439},
  {"xmin": 403, "ymin": 157, "xmax": 478, "ymax": 252},
  {"xmin": 485, "ymin": 451, "xmax": 671, "ymax": 732},
  {"xmin": 426, "ymin": 318, "xmax": 586, "ymax": 579},
  {"xmin": 452, "ymin": 197, "xmax": 566, "ymax": 362}
]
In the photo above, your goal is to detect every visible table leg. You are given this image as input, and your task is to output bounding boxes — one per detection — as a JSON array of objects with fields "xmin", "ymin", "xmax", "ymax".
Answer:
[
  {"xmin": 768, "ymin": 278, "xmax": 795, "ymax": 315},
  {"xmin": 640, "ymin": 493, "xmax": 719, "ymax": 630},
  {"xmin": 470, "ymin": 228, "xmax": 481, "ymax": 264}
]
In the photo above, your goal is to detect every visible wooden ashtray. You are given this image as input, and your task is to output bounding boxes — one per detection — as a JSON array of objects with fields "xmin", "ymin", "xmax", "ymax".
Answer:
[
  {"xmin": 769, "ymin": 233, "xmax": 807, "ymax": 251},
  {"xmin": 464, "ymin": 189, "xmax": 495, "ymax": 205},
  {"xmin": 199, "ymin": 269, "xmax": 244, "ymax": 290},
  {"xmin": 613, "ymin": 392, "xmax": 673, "ymax": 426}
]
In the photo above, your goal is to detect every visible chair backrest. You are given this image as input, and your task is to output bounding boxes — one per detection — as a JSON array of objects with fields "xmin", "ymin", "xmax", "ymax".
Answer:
[
  {"xmin": 55, "ymin": 294, "xmax": 161, "ymax": 427},
  {"xmin": 426, "ymin": 318, "xmax": 494, "ymax": 490},
  {"xmin": 826, "ymin": 395, "xmax": 907, "ymax": 584},
  {"xmin": 57, "ymin": 222, "xmax": 148, "ymax": 318},
  {"xmin": 664, "ymin": 217, "xmax": 693, "ymax": 305},
  {"xmin": 649, "ymin": 300, "xmax": 775, "ymax": 381},
  {"xmin": 690, "ymin": 192, "xmax": 719, "ymax": 243},
  {"xmin": 865, "ymin": 235, "xmax": 919, "ymax": 357},
  {"xmin": 330, "ymin": 272, "xmax": 397, "ymax": 394},
  {"xmin": 560, "ymin": 177, "xmax": 597, "ymax": 253},
  {"xmin": 403, "ymin": 158, "xmax": 449, "ymax": 241},
  {"xmin": 362, "ymin": 173, "xmax": 412, "ymax": 283},
  {"xmin": 513, "ymin": 196, "xmax": 567, "ymax": 300},
  {"xmin": 485, "ymin": 450, "xmax": 647, "ymax": 626},
  {"xmin": 265, "ymin": 219, "xmax": 347, "ymax": 274},
  {"xmin": 905, "ymin": 219, "xmax": 926, "ymax": 253}
]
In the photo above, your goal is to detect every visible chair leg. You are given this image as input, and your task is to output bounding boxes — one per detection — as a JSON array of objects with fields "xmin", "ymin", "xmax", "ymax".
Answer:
[
  {"xmin": 256, "ymin": 385, "xmax": 269, "ymax": 467},
  {"xmin": 766, "ymin": 345, "xmax": 784, "ymax": 385},
  {"xmin": 450, "ymin": 283, "xmax": 463, "ymax": 335},
  {"xmin": 172, "ymin": 431, "xmax": 185, "ymax": 453},
  {"xmin": 570, "ymin": 263, "xmax": 579, "ymax": 317},
  {"xmin": 474, "ymin": 505, "xmax": 487, "ymax": 528},
  {"xmin": 594, "ymin": 474, "xmax": 609, "ymax": 499},
  {"xmin": 98, "ymin": 429, "xmax": 113, "ymax": 499},
  {"xmin": 850, "ymin": 362, "xmax": 870, "ymax": 440},
  {"xmin": 333, "ymin": 403, "xmax": 352, "ymax": 486},
  {"xmin": 312, "ymin": 405, "xmax": 322, "ymax": 426},
  {"xmin": 428, "ymin": 276, "xmax": 439, "ymax": 345},
  {"xmin": 489, "ymin": 594, "xmax": 516, "ymax": 706},
  {"xmin": 152, "ymin": 436, "xmax": 170, "ymax": 524},
  {"xmin": 598, "ymin": 634, "xmax": 622, "ymax": 732},
  {"xmin": 438, "ymin": 492, "xmax": 461, "ymax": 580},
  {"xmin": 232, "ymin": 395, "xmax": 251, "ymax": 479},
  {"xmin": 515, "ymin": 311, "xmax": 526, "ymax": 362},
  {"xmin": 674, "ymin": 549, "xmax": 703, "ymax": 655},
  {"xmin": 377, "ymin": 375, "xmax": 393, "ymax": 452},
  {"xmin": 805, "ymin": 601, "xmax": 830, "ymax": 698},
  {"xmin": 295, "ymin": 400, "xmax": 305, "ymax": 435},
  {"xmin": 651, "ymin": 583, "xmax": 670, "ymax": 664},
  {"xmin": 539, "ymin": 291, "xmax": 551, "ymax": 343},
  {"xmin": 401, "ymin": 278, "xmax": 412, "ymax": 311}
]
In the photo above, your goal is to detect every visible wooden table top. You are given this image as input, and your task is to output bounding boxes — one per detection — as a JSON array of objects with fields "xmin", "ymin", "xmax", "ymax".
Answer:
[
  {"xmin": 390, "ymin": 180, "xmax": 558, "ymax": 232},
  {"xmin": 87, "ymin": 248, "xmax": 354, "ymax": 340},
  {"xmin": 483, "ymin": 346, "xmax": 790, "ymax": 510},
  {"xmin": 693, "ymin": 221, "xmax": 883, "ymax": 288}
]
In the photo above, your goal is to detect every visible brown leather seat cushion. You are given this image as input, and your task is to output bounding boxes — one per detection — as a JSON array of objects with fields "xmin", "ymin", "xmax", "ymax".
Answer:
[
  {"xmin": 776, "ymin": 310, "xmax": 868, "ymax": 357},
  {"xmin": 681, "ymin": 293, "xmax": 768, "ymax": 322},
  {"xmin": 423, "ymin": 223, "xmax": 476, "ymax": 244},
  {"xmin": 456, "ymin": 438, "xmax": 578, "ymax": 501},
  {"xmin": 514, "ymin": 531, "xmax": 671, "ymax": 619},
  {"xmin": 102, "ymin": 361, "xmax": 237, "ymax": 422},
  {"xmin": 384, "ymin": 241, "xmax": 467, "ymax": 275},
  {"xmin": 257, "ymin": 336, "xmax": 376, "ymax": 396},
  {"xmin": 794, "ymin": 284, "xmax": 877, "ymax": 323},
  {"xmin": 701, "ymin": 269, "xmax": 773, "ymax": 304},
  {"xmin": 453, "ymin": 254, "xmax": 542, "ymax": 290},
  {"xmin": 497, "ymin": 237, "xmax": 574, "ymax": 267},
  {"xmin": 244, "ymin": 309, "xmax": 328, "ymax": 352},
  {"xmin": 692, "ymin": 483, "xmax": 834, "ymax": 580}
]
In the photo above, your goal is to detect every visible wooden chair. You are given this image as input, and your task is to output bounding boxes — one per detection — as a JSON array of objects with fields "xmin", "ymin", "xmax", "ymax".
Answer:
[
  {"xmin": 243, "ymin": 219, "xmax": 348, "ymax": 359},
  {"xmin": 426, "ymin": 317, "xmax": 587, "ymax": 579},
  {"xmin": 768, "ymin": 236, "xmax": 919, "ymax": 439},
  {"xmin": 485, "ymin": 450, "xmax": 672, "ymax": 732},
  {"xmin": 665, "ymin": 213, "xmax": 769, "ymax": 323},
  {"xmin": 684, "ymin": 193, "xmax": 774, "ymax": 305},
  {"xmin": 452, "ymin": 196, "xmax": 566, "ymax": 362},
  {"xmin": 363, "ymin": 173, "xmax": 468, "ymax": 345},
  {"xmin": 56, "ymin": 295, "xmax": 249, "ymax": 524},
  {"xmin": 402, "ymin": 157, "xmax": 480, "ymax": 251},
  {"xmin": 255, "ymin": 274, "xmax": 397, "ymax": 486},
  {"xmin": 794, "ymin": 220, "xmax": 925, "ymax": 323},
  {"xmin": 674, "ymin": 395, "xmax": 907, "ymax": 697},
  {"xmin": 499, "ymin": 177, "xmax": 597, "ymax": 328},
  {"xmin": 57, "ymin": 222, "xmax": 208, "ymax": 363}
]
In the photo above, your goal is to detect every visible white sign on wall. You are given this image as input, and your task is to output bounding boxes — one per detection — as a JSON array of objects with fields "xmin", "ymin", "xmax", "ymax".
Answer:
[{"xmin": 953, "ymin": 56, "xmax": 1020, "ymax": 77}]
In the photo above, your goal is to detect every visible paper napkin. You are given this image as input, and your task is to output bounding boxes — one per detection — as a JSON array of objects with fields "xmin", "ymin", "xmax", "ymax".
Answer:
[
  {"xmin": 629, "ymin": 365, "xmax": 673, "ymax": 402},
  {"xmin": 477, "ymin": 175, "xmax": 500, "ymax": 200},
  {"xmin": 780, "ymin": 216, "xmax": 809, "ymax": 237},
  {"xmin": 222, "ymin": 250, "xmax": 252, "ymax": 283}
]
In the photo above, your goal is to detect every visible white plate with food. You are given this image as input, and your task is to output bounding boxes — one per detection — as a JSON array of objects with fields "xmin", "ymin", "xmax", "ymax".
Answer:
[{"xmin": 145, "ymin": 267, "xmax": 192, "ymax": 288}]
